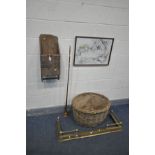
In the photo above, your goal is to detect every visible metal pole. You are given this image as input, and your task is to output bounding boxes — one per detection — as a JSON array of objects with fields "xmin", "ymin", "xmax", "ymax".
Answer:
[{"xmin": 64, "ymin": 46, "xmax": 71, "ymax": 117}]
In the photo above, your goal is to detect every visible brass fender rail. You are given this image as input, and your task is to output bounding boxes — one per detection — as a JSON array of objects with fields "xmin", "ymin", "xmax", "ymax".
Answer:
[{"xmin": 56, "ymin": 110, "xmax": 123, "ymax": 142}]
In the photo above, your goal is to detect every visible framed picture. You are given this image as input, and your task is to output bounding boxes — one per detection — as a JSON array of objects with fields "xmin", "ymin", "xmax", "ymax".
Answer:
[{"xmin": 73, "ymin": 36, "xmax": 114, "ymax": 66}]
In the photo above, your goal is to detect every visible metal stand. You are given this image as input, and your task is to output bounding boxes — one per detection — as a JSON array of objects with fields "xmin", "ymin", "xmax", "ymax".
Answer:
[{"xmin": 56, "ymin": 110, "xmax": 123, "ymax": 142}]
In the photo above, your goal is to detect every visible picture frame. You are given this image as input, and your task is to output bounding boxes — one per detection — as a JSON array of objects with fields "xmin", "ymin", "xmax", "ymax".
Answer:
[{"xmin": 73, "ymin": 36, "xmax": 114, "ymax": 66}]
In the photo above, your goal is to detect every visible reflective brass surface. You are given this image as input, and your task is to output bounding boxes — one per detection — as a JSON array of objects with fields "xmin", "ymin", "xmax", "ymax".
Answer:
[{"xmin": 56, "ymin": 110, "xmax": 123, "ymax": 142}]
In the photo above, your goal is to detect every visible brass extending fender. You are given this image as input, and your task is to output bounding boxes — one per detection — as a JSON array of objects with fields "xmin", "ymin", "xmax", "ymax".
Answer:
[{"xmin": 56, "ymin": 110, "xmax": 123, "ymax": 142}]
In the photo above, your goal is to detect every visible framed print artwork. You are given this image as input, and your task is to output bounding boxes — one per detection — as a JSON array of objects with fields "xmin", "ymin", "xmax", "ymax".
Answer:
[{"xmin": 73, "ymin": 36, "xmax": 114, "ymax": 66}]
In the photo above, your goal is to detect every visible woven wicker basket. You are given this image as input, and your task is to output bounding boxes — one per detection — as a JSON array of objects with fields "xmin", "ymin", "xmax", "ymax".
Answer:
[{"xmin": 72, "ymin": 92, "xmax": 111, "ymax": 127}]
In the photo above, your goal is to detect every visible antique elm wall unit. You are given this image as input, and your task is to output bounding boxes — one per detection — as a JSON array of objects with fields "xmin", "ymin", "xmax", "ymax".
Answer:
[{"xmin": 26, "ymin": 0, "xmax": 129, "ymax": 110}]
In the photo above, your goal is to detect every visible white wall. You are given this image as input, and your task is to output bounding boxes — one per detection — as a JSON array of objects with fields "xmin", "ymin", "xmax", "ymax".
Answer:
[{"xmin": 26, "ymin": 0, "xmax": 129, "ymax": 109}]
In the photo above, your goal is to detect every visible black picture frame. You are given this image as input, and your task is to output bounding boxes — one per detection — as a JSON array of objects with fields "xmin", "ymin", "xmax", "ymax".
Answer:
[{"xmin": 73, "ymin": 36, "xmax": 114, "ymax": 66}]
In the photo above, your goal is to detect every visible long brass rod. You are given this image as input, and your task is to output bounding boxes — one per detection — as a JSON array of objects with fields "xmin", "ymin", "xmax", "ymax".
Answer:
[
  {"xmin": 109, "ymin": 110, "xmax": 121, "ymax": 124},
  {"xmin": 64, "ymin": 46, "xmax": 71, "ymax": 117},
  {"xmin": 58, "ymin": 126, "xmax": 122, "ymax": 142},
  {"xmin": 111, "ymin": 110, "xmax": 121, "ymax": 121}
]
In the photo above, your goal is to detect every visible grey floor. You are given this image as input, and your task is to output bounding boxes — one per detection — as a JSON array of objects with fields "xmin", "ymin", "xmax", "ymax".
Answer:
[{"xmin": 27, "ymin": 103, "xmax": 129, "ymax": 155}]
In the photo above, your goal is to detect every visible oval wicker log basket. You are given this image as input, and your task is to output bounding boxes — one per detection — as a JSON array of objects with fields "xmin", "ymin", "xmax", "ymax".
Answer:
[{"xmin": 72, "ymin": 92, "xmax": 111, "ymax": 127}]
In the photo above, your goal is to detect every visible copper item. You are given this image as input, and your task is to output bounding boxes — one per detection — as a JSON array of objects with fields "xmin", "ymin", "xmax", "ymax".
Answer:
[{"xmin": 56, "ymin": 110, "xmax": 123, "ymax": 142}]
